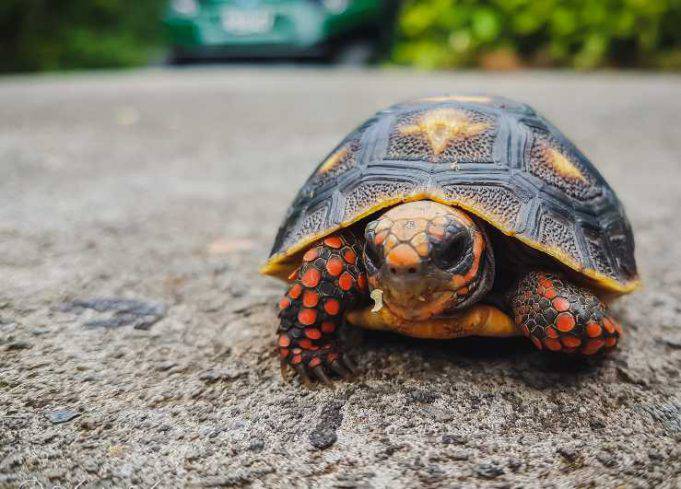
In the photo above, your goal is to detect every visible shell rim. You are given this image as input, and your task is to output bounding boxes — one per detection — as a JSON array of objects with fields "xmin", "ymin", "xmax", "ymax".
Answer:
[{"xmin": 260, "ymin": 193, "xmax": 639, "ymax": 294}]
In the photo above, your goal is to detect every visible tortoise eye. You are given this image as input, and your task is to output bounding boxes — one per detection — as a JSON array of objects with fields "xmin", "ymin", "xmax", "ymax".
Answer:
[
  {"xmin": 363, "ymin": 241, "xmax": 382, "ymax": 270},
  {"xmin": 433, "ymin": 232, "xmax": 469, "ymax": 270}
]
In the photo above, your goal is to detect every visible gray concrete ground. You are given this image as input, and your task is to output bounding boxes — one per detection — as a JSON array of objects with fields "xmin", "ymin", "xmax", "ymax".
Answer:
[{"xmin": 1, "ymin": 68, "xmax": 680, "ymax": 488}]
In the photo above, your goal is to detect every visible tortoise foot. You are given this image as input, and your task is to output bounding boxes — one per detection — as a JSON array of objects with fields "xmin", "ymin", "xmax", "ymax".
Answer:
[
  {"xmin": 279, "ymin": 340, "xmax": 357, "ymax": 386},
  {"xmin": 509, "ymin": 271, "xmax": 622, "ymax": 355},
  {"xmin": 276, "ymin": 232, "xmax": 366, "ymax": 386}
]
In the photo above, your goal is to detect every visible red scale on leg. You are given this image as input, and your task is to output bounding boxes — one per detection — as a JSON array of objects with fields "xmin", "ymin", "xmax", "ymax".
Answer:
[
  {"xmin": 301, "ymin": 268, "xmax": 321, "ymax": 288},
  {"xmin": 302, "ymin": 290, "xmax": 319, "ymax": 308},
  {"xmin": 326, "ymin": 257, "xmax": 343, "ymax": 277},
  {"xmin": 324, "ymin": 236, "xmax": 343, "ymax": 249},
  {"xmin": 324, "ymin": 298, "xmax": 340, "ymax": 316},
  {"xmin": 338, "ymin": 272, "xmax": 354, "ymax": 291},
  {"xmin": 289, "ymin": 283, "xmax": 303, "ymax": 299},
  {"xmin": 555, "ymin": 312, "xmax": 576, "ymax": 333},
  {"xmin": 343, "ymin": 249, "xmax": 357, "ymax": 264},
  {"xmin": 305, "ymin": 328, "xmax": 322, "ymax": 340},
  {"xmin": 298, "ymin": 308, "xmax": 317, "ymax": 326},
  {"xmin": 278, "ymin": 335, "xmax": 291, "ymax": 348},
  {"xmin": 303, "ymin": 247, "xmax": 319, "ymax": 262}
]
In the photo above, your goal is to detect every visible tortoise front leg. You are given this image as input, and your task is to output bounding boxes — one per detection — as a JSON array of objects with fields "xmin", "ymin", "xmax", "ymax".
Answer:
[
  {"xmin": 277, "ymin": 233, "xmax": 367, "ymax": 385},
  {"xmin": 508, "ymin": 271, "xmax": 622, "ymax": 355}
]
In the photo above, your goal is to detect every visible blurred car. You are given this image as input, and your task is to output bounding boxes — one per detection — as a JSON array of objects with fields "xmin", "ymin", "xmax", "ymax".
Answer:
[{"xmin": 164, "ymin": 0, "xmax": 391, "ymax": 63}]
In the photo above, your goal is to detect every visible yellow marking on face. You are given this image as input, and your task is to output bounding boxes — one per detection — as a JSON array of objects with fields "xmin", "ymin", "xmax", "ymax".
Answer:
[
  {"xmin": 411, "ymin": 232, "xmax": 429, "ymax": 257},
  {"xmin": 545, "ymin": 147, "xmax": 587, "ymax": 182},
  {"xmin": 419, "ymin": 95, "xmax": 492, "ymax": 104},
  {"xmin": 383, "ymin": 234, "xmax": 399, "ymax": 252},
  {"xmin": 317, "ymin": 147, "xmax": 349, "ymax": 174},
  {"xmin": 399, "ymin": 109, "xmax": 490, "ymax": 155}
]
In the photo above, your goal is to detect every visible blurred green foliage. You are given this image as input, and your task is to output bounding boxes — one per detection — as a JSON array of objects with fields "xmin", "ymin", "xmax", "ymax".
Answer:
[
  {"xmin": 2, "ymin": 0, "xmax": 680, "ymax": 72},
  {"xmin": 0, "ymin": 0, "xmax": 166, "ymax": 72},
  {"xmin": 393, "ymin": 0, "xmax": 681, "ymax": 69}
]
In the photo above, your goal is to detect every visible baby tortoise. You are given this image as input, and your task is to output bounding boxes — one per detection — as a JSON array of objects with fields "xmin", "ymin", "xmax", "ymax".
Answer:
[{"xmin": 261, "ymin": 95, "xmax": 639, "ymax": 384}]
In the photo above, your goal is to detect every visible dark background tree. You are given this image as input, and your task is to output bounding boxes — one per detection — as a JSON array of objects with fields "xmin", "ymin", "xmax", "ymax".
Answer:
[{"xmin": 0, "ymin": 0, "xmax": 166, "ymax": 72}]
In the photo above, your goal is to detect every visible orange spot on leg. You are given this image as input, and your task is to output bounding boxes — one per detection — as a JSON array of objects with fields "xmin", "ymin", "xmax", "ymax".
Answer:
[
  {"xmin": 279, "ymin": 298, "xmax": 291, "ymax": 310},
  {"xmin": 324, "ymin": 236, "xmax": 342, "ymax": 249},
  {"xmin": 303, "ymin": 248, "xmax": 318, "ymax": 262},
  {"xmin": 289, "ymin": 283, "xmax": 303, "ymax": 299},
  {"xmin": 602, "ymin": 317, "xmax": 615, "ymax": 334},
  {"xmin": 305, "ymin": 328, "xmax": 322, "ymax": 340},
  {"xmin": 308, "ymin": 357, "xmax": 321, "ymax": 368},
  {"xmin": 546, "ymin": 327, "xmax": 559, "ymax": 339},
  {"xmin": 338, "ymin": 272, "xmax": 354, "ymax": 291},
  {"xmin": 343, "ymin": 249, "xmax": 357, "ymax": 264},
  {"xmin": 552, "ymin": 297, "xmax": 570, "ymax": 312},
  {"xmin": 302, "ymin": 290, "xmax": 319, "ymax": 308},
  {"xmin": 301, "ymin": 268, "xmax": 321, "ymax": 288},
  {"xmin": 539, "ymin": 276, "xmax": 554, "ymax": 289},
  {"xmin": 278, "ymin": 335, "xmax": 291, "ymax": 348},
  {"xmin": 298, "ymin": 308, "xmax": 317, "ymax": 326},
  {"xmin": 556, "ymin": 313, "xmax": 576, "ymax": 332},
  {"xmin": 544, "ymin": 338, "xmax": 562, "ymax": 351},
  {"xmin": 324, "ymin": 299, "xmax": 340, "ymax": 315},
  {"xmin": 586, "ymin": 322, "xmax": 602, "ymax": 338},
  {"xmin": 543, "ymin": 288, "xmax": 557, "ymax": 299},
  {"xmin": 326, "ymin": 257, "xmax": 343, "ymax": 277}
]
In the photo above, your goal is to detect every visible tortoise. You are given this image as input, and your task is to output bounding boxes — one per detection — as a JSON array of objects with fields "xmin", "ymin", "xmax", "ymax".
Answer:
[{"xmin": 261, "ymin": 95, "xmax": 639, "ymax": 384}]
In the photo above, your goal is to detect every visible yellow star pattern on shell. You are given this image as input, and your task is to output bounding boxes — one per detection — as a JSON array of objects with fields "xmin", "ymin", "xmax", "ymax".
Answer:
[
  {"xmin": 399, "ymin": 109, "xmax": 491, "ymax": 156},
  {"xmin": 317, "ymin": 147, "xmax": 349, "ymax": 174},
  {"xmin": 544, "ymin": 146, "xmax": 587, "ymax": 182}
]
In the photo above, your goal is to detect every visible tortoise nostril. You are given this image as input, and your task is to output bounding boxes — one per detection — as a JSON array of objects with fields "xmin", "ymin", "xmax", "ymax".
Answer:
[
  {"xmin": 408, "ymin": 267, "xmax": 417, "ymax": 274},
  {"xmin": 390, "ymin": 267, "xmax": 397, "ymax": 274}
]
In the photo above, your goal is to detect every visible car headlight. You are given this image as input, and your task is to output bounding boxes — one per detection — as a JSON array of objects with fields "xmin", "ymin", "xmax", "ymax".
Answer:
[
  {"xmin": 322, "ymin": 0, "xmax": 350, "ymax": 14},
  {"xmin": 171, "ymin": 0, "xmax": 198, "ymax": 16}
]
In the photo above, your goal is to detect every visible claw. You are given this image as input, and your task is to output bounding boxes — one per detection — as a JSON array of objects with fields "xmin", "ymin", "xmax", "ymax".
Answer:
[
  {"xmin": 341, "ymin": 355, "xmax": 358, "ymax": 374},
  {"xmin": 330, "ymin": 360, "xmax": 352, "ymax": 379},
  {"xmin": 280, "ymin": 359, "xmax": 291, "ymax": 382},
  {"xmin": 294, "ymin": 364, "xmax": 312, "ymax": 386},
  {"xmin": 312, "ymin": 366, "xmax": 333, "ymax": 386}
]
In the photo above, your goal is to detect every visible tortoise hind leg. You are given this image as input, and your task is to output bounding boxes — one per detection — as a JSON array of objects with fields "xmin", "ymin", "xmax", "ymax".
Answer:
[
  {"xmin": 277, "ymin": 233, "xmax": 368, "ymax": 385},
  {"xmin": 508, "ymin": 271, "xmax": 622, "ymax": 355}
]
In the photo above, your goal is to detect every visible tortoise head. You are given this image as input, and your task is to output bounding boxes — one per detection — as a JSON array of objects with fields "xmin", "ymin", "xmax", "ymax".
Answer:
[{"xmin": 363, "ymin": 201, "xmax": 494, "ymax": 321}]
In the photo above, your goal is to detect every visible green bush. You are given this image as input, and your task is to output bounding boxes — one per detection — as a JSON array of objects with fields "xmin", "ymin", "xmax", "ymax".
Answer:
[
  {"xmin": 0, "ymin": 0, "xmax": 166, "ymax": 73},
  {"xmin": 392, "ymin": 0, "xmax": 681, "ymax": 70}
]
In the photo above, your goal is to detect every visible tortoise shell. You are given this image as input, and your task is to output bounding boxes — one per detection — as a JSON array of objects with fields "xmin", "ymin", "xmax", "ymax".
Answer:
[{"xmin": 262, "ymin": 95, "xmax": 638, "ymax": 294}]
